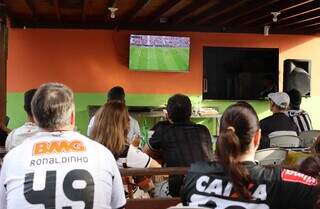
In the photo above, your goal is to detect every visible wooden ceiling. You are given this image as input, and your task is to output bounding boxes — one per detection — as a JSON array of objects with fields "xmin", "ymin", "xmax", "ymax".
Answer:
[{"xmin": 1, "ymin": 0, "xmax": 320, "ymax": 35}]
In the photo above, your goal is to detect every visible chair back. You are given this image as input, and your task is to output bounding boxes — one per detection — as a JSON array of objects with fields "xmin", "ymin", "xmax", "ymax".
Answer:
[
  {"xmin": 255, "ymin": 148, "xmax": 288, "ymax": 165},
  {"xmin": 269, "ymin": 131, "xmax": 300, "ymax": 148},
  {"xmin": 299, "ymin": 130, "xmax": 320, "ymax": 147}
]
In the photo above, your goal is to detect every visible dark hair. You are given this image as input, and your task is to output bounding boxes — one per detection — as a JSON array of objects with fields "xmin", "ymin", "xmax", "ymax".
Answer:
[
  {"xmin": 107, "ymin": 86, "xmax": 125, "ymax": 102},
  {"xmin": 288, "ymin": 89, "xmax": 302, "ymax": 110},
  {"xmin": 216, "ymin": 102, "xmax": 260, "ymax": 199},
  {"xmin": 24, "ymin": 88, "xmax": 37, "ymax": 117},
  {"xmin": 300, "ymin": 155, "xmax": 320, "ymax": 179},
  {"xmin": 31, "ymin": 83, "xmax": 74, "ymax": 130},
  {"xmin": 166, "ymin": 94, "xmax": 191, "ymax": 123}
]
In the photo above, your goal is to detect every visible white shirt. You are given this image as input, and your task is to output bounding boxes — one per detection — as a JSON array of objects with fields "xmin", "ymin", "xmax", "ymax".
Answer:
[
  {"xmin": 0, "ymin": 131, "xmax": 126, "ymax": 209},
  {"xmin": 116, "ymin": 144, "xmax": 151, "ymax": 169},
  {"xmin": 87, "ymin": 116, "xmax": 140, "ymax": 143},
  {"xmin": 5, "ymin": 122, "xmax": 40, "ymax": 152}
]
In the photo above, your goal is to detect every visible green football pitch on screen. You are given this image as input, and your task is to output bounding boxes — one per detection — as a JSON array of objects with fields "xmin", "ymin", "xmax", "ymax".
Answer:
[{"xmin": 129, "ymin": 46, "xmax": 190, "ymax": 72}]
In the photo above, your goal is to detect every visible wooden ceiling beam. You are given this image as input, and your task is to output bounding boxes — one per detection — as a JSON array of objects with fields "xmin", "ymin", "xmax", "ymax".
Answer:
[
  {"xmin": 124, "ymin": 0, "xmax": 149, "ymax": 23},
  {"xmin": 186, "ymin": 0, "xmax": 234, "ymax": 24},
  {"xmin": 262, "ymin": 1, "xmax": 320, "ymax": 26},
  {"xmin": 238, "ymin": 0, "xmax": 313, "ymax": 26},
  {"xmin": 54, "ymin": 0, "xmax": 61, "ymax": 22},
  {"xmin": 293, "ymin": 22, "xmax": 320, "ymax": 31},
  {"xmin": 198, "ymin": 0, "xmax": 252, "ymax": 24},
  {"xmin": 170, "ymin": 0, "xmax": 210, "ymax": 24},
  {"xmin": 276, "ymin": 15, "xmax": 320, "ymax": 29},
  {"xmin": 148, "ymin": 0, "xmax": 181, "ymax": 23},
  {"xmin": 275, "ymin": 10, "xmax": 320, "ymax": 28},
  {"xmin": 216, "ymin": 0, "xmax": 279, "ymax": 26},
  {"xmin": 25, "ymin": 0, "xmax": 38, "ymax": 21}
]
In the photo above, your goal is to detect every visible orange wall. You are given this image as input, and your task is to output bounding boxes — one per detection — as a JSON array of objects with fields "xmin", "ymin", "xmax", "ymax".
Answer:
[{"xmin": 7, "ymin": 29, "xmax": 320, "ymax": 95}]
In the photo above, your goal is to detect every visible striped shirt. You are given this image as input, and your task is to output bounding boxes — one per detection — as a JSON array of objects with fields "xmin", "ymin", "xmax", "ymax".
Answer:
[{"xmin": 286, "ymin": 110, "xmax": 313, "ymax": 133}]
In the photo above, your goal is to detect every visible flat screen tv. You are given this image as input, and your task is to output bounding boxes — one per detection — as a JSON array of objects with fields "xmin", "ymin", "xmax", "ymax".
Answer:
[
  {"xmin": 129, "ymin": 34, "xmax": 190, "ymax": 72},
  {"xmin": 203, "ymin": 47, "xmax": 279, "ymax": 100}
]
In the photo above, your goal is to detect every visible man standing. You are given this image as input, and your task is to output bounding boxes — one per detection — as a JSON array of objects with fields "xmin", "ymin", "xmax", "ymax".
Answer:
[
  {"xmin": 0, "ymin": 83, "xmax": 125, "ymax": 209},
  {"xmin": 143, "ymin": 94, "xmax": 213, "ymax": 197},
  {"xmin": 259, "ymin": 92, "xmax": 298, "ymax": 149},
  {"xmin": 87, "ymin": 86, "xmax": 140, "ymax": 142},
  {"xmin": 286, "ymin": 89, "xmax": 313, "ymax": 133},
  {"xmin": 5, "ymin": 89, "xmax": 39, "ymax": 152}
]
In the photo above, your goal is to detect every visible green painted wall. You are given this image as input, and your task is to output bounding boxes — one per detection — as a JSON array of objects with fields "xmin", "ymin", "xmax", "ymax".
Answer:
[{"xmin": 7, "ymin": 93, "xmax": 320, "ymax": 135}]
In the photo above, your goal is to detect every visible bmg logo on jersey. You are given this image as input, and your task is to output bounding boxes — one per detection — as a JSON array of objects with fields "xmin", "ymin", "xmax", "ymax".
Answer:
[{"xmin": 33, "ymin": 140, "xmax": 86, "ymax": 155}]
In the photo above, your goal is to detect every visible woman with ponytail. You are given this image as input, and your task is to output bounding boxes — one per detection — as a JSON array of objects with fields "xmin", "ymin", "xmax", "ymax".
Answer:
[{"xmin": 181, "ymin": 102, "xmax": 320, "ymax": 209}]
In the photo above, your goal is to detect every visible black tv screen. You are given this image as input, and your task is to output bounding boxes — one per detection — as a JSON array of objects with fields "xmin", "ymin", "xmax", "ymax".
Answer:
[{"xmin": 203, "ymin": 47, "xmax": 279, "ymax": 100}]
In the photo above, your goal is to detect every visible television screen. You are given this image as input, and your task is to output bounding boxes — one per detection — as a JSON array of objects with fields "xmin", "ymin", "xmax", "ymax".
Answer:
[
  {"xmin": 203, "ymin": 47, "xmax": 279, "ymax": 100},
  {"xmin": 129, "ymin": 34, "xmax": 190, "ymax": 72}
]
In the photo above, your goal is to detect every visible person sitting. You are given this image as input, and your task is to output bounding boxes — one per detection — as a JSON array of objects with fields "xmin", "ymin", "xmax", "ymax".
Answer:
[
  {"xmin": 87, "ymin": 86, "xmax": 140, "ymax": 143},
  {"xmin": 259, "ymin": 92, "xmax": 298, "ymax": 149},
  {"xmin": 5, "ymin": 89, "xmax": 40, "ymax": 152},
  {"xmin": 89, "ymin": 101, "xmax": 160, "ymax": 195},
  {"xmin": 143, "ymin": 94, "xmax": 214, "ymax": 197},
  {"xmin": 180, "ymin": 102, "xmax": 320, "ymax": 209},
  {"xmin": 286, "ymin": 88, "xmax": 313, "ymax": 133},
  {"xmin": 0, "ymin": 83, "xmax": 126, "ymax": 209}
]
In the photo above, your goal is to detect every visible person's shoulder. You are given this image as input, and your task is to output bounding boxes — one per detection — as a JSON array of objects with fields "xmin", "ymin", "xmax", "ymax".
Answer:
[
  {"xmin": 189, "ymin": 161, "xmax": 223, "ymax": 174},
  {"xmin": 193, "ymin": 123, "xmax": 209, "ymax": 130},
  {"xmin": 129, "ymin": 115, "xmax": 138, "ymax": 123},
  {"xmin": 245, "ymin": 163, "xmax": 282, "ymax": 183},
  {"xmin": 260, "ymin": 115, "xmax": 274, "ymax": 123},
  {"xmin": 151, "ymin": 120, "xmax": 171, "ymax": 131}
]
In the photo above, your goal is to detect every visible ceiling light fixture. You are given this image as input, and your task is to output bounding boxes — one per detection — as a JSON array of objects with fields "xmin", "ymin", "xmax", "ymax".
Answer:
[
  {"xmin": 108, "ymin": 7, "xmax": 118, "ymax": 19},
  {"xmin": 271, "ymin": 12, "xmax": 281, "ymax": 22}
]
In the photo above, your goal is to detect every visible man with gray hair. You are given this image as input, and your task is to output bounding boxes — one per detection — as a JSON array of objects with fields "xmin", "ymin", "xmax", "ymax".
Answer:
[
  {"xmin": 259, "ymin": 92, "xmax": 298, "ymax": 149},
  {"xmin": 0, "ymin": 83, "xmax": 126, "ymax": 209}
]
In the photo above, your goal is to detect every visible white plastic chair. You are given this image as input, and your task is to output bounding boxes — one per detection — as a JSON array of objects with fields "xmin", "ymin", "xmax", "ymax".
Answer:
[
  {"xmin": 269, "ymin": 131, "xmax": 300, "ymax": 148},
  {"xmin": 299, "ymin": 130, "xmax": 320, "ymax": 147},
  {"xmin": 255, "ymin": 148, "xmax": 288, "ymax": 165}
]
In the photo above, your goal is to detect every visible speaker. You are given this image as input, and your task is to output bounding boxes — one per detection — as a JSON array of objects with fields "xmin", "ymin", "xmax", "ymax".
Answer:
[{"xmin": 283, "ymin": 59, "xmax": 311, "ymax": 96}]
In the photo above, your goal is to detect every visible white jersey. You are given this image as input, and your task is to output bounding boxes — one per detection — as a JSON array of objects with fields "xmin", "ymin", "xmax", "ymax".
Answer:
[
  {"xmin": 5, "ymin": 122, "xmax": 40, "ymax": 152},
  {"xmin": 87, "ymin": 116, "xmax": 140, "ymax": 143},
  {"xmin": 0, "ymin": 131, "xmax": 126, "ymax": 209},
  {"xmin": 116, "ymin": 144, "xmax": 151, "ymax": 169}
]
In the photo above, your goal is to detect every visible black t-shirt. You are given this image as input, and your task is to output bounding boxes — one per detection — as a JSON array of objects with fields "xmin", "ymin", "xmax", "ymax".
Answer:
[
  {"xmin": 148, "ymin": 121, "xmax": 214, "ymax": 196},
  {"xmin": 259, "ymin": 112, "xmax": 298, "ymax": 149},
  {"xmin": 181, "ymin": 161, "xmax": 320, "ymax": 209}
]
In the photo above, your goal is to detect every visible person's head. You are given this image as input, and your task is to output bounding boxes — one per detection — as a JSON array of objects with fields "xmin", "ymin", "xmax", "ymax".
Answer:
[
  {"xmin": 287, "ymin": 89, "xmax": 302, "ymax": 110},
  {"xmin": 300, "ymin": 155, "xmax": 320, "ymax": 179},
  {"xmin": 166, "ymin": 94, "xmax": 192, "ymax": 123},
  {"xmin": 268, "ymin": 92, "xmax": 290, "ymax": 113},
  {"xmin": 24, "ymin": 88, "xmax": 37, "ymax": 120},
  {"xmin": 107, "ymin": 86, "xmax": 125, "ymax": 103},
  {"xmin": 90, "ymin": 101, "xmax": 129, "ymax": 157},
  {"xmin": 31, "ymin": 83, "xmax": 75, "ymax": 131},
  {"xmin": 216, "ymin": 102, "xmax": 261, "ymax": 199}
]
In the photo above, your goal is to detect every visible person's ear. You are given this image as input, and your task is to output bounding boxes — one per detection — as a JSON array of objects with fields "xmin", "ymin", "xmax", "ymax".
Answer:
[
  {"xmin": 70, "ymin": 111, "xmax": 75, "ymax": 126},
  {"xmin": 253, "ymin": 129, "xmax": 261, "ymax": 150}
]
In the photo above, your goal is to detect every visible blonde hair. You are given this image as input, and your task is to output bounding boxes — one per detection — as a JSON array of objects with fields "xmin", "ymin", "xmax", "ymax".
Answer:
[{"xmin": 90, "ymin": 101, "xmax": 129, "ymax": 157}]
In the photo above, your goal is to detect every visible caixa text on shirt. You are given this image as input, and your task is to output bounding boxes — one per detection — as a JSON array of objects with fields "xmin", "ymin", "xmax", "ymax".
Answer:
[
  {"xmin": 188, "ymin": 175, "xmax": 269, "ymax": 209},
  {"xmin": 194, "ymin": 176, "xmax": 267, "ymax": 200}
]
